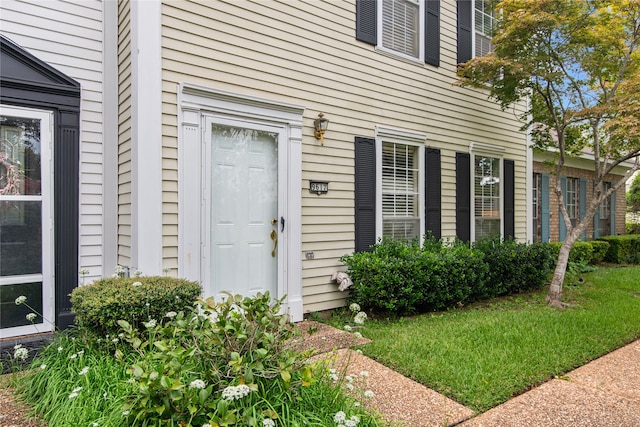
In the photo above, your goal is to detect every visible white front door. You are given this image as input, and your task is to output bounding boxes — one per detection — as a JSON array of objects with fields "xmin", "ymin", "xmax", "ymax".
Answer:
[
  {"xmin": 204, "ymin": 118, "xmax": 282, "ymax": 299},
  {"xmin": 0, "ymin": 106, "xmax": 53, "ymax": 338}
]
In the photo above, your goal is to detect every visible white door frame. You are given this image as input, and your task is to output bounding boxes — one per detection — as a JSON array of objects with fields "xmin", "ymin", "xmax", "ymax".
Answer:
[
  {"xmin": 178, "ymin": 84, "xmax": 304, "ymax": 321},
  {"xmin": 0, "ymin": 105, "xmax": 54, "ymax": 338}
]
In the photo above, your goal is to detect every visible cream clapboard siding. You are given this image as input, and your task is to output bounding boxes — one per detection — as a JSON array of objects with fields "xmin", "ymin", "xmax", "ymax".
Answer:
[
  {"xmin": 117, "ymin": 0, "xmax": 132, "ymax": 266},
  {"xmin": 0, "ymin": 0, "xmax": 107, "ymax": 281},
  {"xmin": 160, "ymin": 0, "xmax": 528, "ymax": 313}
]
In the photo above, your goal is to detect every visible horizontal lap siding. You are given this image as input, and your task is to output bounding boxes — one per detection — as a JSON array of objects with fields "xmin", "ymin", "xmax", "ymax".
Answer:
[
  {"xmin": 117, "ymin": 0, "xmax": 132, "ymax": 267},
  {"xmin": 0, "ymin": 0, "xmax": 106, "ymax": 281},
  {"xmin": 160, "ymin": 0, "xmax": 528, "ymax": 313}
]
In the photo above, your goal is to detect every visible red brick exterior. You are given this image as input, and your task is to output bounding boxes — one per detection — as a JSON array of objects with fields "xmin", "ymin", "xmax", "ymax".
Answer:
[{"xmin": 533, "ymin": 162, "xmax": 626, "ymax": 241}]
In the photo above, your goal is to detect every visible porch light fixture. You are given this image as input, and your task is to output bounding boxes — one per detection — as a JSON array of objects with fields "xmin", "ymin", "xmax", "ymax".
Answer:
[{"xmin": 313, "ymin": 113, "xmax": 329, "ymax": 145}]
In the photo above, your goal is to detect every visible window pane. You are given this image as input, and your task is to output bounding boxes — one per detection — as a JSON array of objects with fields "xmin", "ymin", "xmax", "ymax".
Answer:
[
  {"xmin": 382, "ymin": 142, "xmax": 419, "ymax": 241},
  {"xmin": 474, "ymin": 156, "xmax": 501, "ymax": 240},
  {"xmin": 0, "ymin": 201, "xmax": 42, "ymax": 276},
  {"xmin": 1, "ymin": 116, "xmax": 42, "ymax": 196},
  {"xmin": 0, "ymin": 282, "xmax": 43, "ymax": 328},
  {"xmin": 382, "ymin": 0, "xmax": 419, "ymax": 58}
]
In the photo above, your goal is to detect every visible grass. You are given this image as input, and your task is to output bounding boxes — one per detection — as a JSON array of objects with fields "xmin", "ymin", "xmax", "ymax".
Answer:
[{"xmin": 353, "ymin": 265, "xmax": 640, "ymax": 412}]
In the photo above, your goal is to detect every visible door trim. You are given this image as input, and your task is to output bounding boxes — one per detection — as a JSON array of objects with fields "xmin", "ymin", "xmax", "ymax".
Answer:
[{"xmin": 178, "ymin": 84, "xmax": 305, "ymax": 321}]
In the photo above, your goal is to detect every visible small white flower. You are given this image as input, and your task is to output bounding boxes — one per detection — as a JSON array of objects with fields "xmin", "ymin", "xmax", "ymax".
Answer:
[
  {"xmin": 321, "ymin": 336, "xmax": 327, "ymax": 340},
  {"xmin": 343, "ymin": 325, "xmax": 352, "ymax": 331},
  {"xmin": 346, "ymin": 383, "xmax": 354, "ymax": 390},
  {"xmin": 77, "ymin": 350, "xmax": 84, "ymax": 355},
  {"xmin": 40, "ymin": 364, "xmax": 46, "ymax": 370},
  {"xmin": 333, "ymin": 411, "xmax": 347, "ymax": 423},
  {"xmin": 165, "ymin": 311, "xmax": 177, "ymax": 318},
  {"xmin": 349, "ymin": 303, "xmax": 361, "ymax": 313},
  {"xmin": 364, "ymin": 390, "xmax": 374, "ymax": 398},
  {"xmin": 57, "ymin": 346, "xmax": 63, "ymax": 352},
  {"xmin": 132, "ymin": 281, "xmax": 142, "ymax": 287},
  {"xmin": 202, "ymin": 424, "xmax": 212, "ymax": 427},
  {"xmin": 14, "ymin": 344, "xmax": 22, "ymax": 350},
  {"xmin": 111, "ymin": 273, "xmax": 119, "ymax": 278},
  {"xmin": 360, "ymin": 371, "xmax": 369, "ymax": 378},
  {"xmin": 14, "ymin": 295, "xmax": 27, "ymax": 305},
  {"xmin": 14, "ymin": 347, "xmax": 28, "ymax": 360},
  {"xmin": 69, "ymin": 353, "xmax": 77, "ymax": 359},
  {"xmin": 92, "ymin": 423, "xmax": 99, "ymax": 427},
  {"xmin": 103, "ymin": 392, "xmax": 108, "ymax": 399},
  {"xmin": 263, "ymin": 419, "xmax": 275, "ymax": 427},
  {"xmin": 356, "ymin": 349, "xmax": 363, "ymax": 354},
  {"xmin": 73, "ymin": 386, "xmax": 82, "ymax": 393},
  {"xmin": 221, "ymin": 384, "xmax": 251, "ymax": 400},
  {"xmin": 26, "ymin": 313, "xmax": 37, "ymax": 321},
  {"xmin": 353, "ymin": 332, "xmax": 363, "ymax": 339},
  {"xmin": 350, "ymin": 415, "xmax": 360, "ymax": 425},
  {"xmin": 353, "ymin": 312, "xmax": 367, "ymax": 325},
  {"xmin": 189, "ymin": 379, "xmax": 206, "ymax": 389},
  {"xmin": 345, "ymin": 420, "xmax": 357, "ymax": 427},
  {"xmin": 79, "ymin": 268, "xmax": 89, "ymax": 275},
  {"xmin": 330, "ymin": 373, "xmax": 339, "ymax": 382},
  {"xmin": 144, "ymin": 319, "xmax": 157, "ymax": 328},
  {"xmin": 68, "ymin": 392, "xmax": 79, "ymax": 399},
  {"xmin": 345, "ymin": 375, "xmax": 353, "ymax": 383},
  {"xmin": 79, "ymin": 366, "xmax": 89, "ymax": 376},
  {"xmin": 354, "ymin": 401, "xmax": 361, "ymax": 407},
  {"xmin": 145, "ymin": 302, "xmax": 150, "ymax": 307},
  {"xmin": 122, "ymin": 410, "xmax": 130, "ymax": 416},
  {"xmin": 127, "ymin": 378, "xmax": 136, "ymax": 384},
  {"xmin": 111, "ymin": 338, "xmax": 119, "ymax": 343}
]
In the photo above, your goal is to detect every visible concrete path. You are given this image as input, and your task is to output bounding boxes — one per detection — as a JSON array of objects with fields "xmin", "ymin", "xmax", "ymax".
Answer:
[{"xmin": 457, "ymin": 339, "xmax": 640, "ymax": 427}]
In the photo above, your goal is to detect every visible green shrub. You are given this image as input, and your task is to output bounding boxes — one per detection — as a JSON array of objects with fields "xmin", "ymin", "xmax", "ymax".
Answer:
[
  {"xmin": 597, "ymin": 235, "xmax": 640, "ymax": 264},
  {"xmin": 548, "ymin": 241, "xmax": 597, "ymax": 264},
  {"xmin": 70, "ymin": 276, "xmax": 201, "ymax": 337},
  {"xmin": 340, "ymin": 238, "xmax": 424, "ymax": 314},
  {"xmin": 589, "ymin": 241, "xmax": 610, "ymax": 264},
  {"xmin": 473, "ymin": 237, "xmax": 554, "ymax": 299},
  {"xmin": 117, "ymin": 292, "xmax": 373, "ymax": 427},
  {"xmin": 626, "ymin": 222, "xmax": 640, "ymax": 234}
]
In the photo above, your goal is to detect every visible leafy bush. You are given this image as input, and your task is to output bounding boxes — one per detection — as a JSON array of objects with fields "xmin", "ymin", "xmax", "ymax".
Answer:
[
  {"xmin": 626, "ymin": 222, "xmax": 640, "ymax": 234},
  {"xmin": 473, "ymin": 237, "xmax": 554, "ymax": 299},
  {"xmin": 70, "ymin": 276, "xmax": 201, "ymax": 337},
  {"xmin": 548, "ymin": 241, "xmax": 599, "ymax": 265},
  {"xmin": 342, "ymin": 236, "xmax": 555, "ymax": 316},
  {"xmin": 117, "ymin": 292, "xmax": 377, "ymax": 426},
  {"xmin": 597, "ymin": 235, "xmax": 640, "ymax": 264},
  {"xmin": 589, "ymin": 241, "xmax": 610, "ymax": 264}
]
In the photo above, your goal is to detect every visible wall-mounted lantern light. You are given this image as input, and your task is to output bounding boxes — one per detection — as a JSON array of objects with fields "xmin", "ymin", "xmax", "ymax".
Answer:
[{"xmin": 313, "ymin": 113, "xmax": 329, "ymax": 145}]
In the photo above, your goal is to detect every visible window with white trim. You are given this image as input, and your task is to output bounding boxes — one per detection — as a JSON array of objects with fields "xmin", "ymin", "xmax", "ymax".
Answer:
[
  {"xmin": 474, "ymin": 0, "xmax": 495, "ymax": 57},
  {"xmin": 474, "ymin": 155, "xmax": 501, "ymax": 239},
  {"xmin": 380, "ymin": 0, "xmax": 423, "ymax": 60},
  {"xmin": 381, "ymin": 142, "xmax": 421, "ymax": 240},
  {"xmin": 566, "ymin": 177, "xmax": 579, "ymax": 225}
]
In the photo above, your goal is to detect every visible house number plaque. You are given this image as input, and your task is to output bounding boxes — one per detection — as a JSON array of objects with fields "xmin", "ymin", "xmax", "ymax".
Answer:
[{"xmin": 309, "ymin": 181, "xmax": 329, "ymax": 195}]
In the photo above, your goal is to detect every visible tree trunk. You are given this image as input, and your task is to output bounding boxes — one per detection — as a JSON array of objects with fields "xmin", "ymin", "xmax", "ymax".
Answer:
[{"xmin": 546, "ymin": 234, "xmax": 577, "ymax": 308}]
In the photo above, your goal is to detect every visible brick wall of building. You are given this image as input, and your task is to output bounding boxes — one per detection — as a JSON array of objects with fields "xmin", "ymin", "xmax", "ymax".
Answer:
[{"xmin": 533, "ymin": 162, "xmax": 626, "ymax": 241}]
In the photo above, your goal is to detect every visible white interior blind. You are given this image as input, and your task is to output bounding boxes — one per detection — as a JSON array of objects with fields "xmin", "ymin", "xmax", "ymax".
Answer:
[
  {"xmin": 474, "ymin": 156, "xmax": 500, "ymax": 239},
  {"xmin": 382, "ymin": 142, "xmax": 419, "ymax": 240},
  {"xmin": 382, "ymin": 0, "xmax": 419, "ymax": 58}
]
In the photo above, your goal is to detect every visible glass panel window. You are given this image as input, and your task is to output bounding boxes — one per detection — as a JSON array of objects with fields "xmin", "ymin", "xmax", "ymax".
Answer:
[
  {"xmin": 474, "ymin": 156, "xmax": 500, "ymax": 239},
  {"xmin": 566, "ymin": 177, "xmax": 579, "ymax": 222},
  {"xmin": 381, "ymin": 0, "xmax": 420, "ymax": 58},
  {"xmin": 382, "ymin": 142, "xmax": 419, "ymax": 241},
  {"xmin": 599, "ymin": 182, "xmax": 612, "ymax": 236},
  {"xmin": 474, "ymin": 0, "xmax": 495, "ymax": 57}
]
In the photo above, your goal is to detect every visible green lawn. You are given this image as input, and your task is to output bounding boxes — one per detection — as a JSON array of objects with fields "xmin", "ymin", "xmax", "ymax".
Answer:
[{"xmin": 356, "ymin": 266, "xmax": 640, "ymax": 412}]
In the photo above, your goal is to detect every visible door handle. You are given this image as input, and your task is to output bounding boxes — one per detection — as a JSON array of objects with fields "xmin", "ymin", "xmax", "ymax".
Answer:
[{"xmin": 270, "ymin": 229, "xmax": 278, "ymax": 257}]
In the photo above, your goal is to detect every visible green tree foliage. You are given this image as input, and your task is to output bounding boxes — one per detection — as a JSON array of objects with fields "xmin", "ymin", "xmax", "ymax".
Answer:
[
  {"xmin": 458, "ymin": 0, "xmax": 640, "ymax": 307},
  {"xmin": 627, "ymin": 172, "xmax": 640, "ymax": 211}
]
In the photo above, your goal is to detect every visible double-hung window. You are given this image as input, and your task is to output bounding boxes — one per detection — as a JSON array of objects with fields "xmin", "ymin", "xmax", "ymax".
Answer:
[
  {"xmin": 381, "ymin": 142, "xmax": 420, "ymax": 240},
  {"xmin": 598, "ymin": 182, "xmax": 613, "ymax": 236},
  {"xmin": 474, "ymin": 155, "xmax": 501, "ymax": 239},
  {"xmin": 380, "ymin": 0, "xmax": 423, "ymax": 60},
  {"xmin": 474, "ymin": 0, "xmax": 495, "ymax": 57},
  {"xmin": 566, "ymin": 177, "xmax": 579, "ymax": 226}
]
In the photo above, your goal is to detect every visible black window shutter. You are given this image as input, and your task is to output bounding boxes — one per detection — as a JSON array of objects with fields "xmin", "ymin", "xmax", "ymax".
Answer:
[
  {"xmin": 355, "ymin": 137, "xmax": 376, "ymax": 251},
  {"xmin": 356, "ymin": 0, "xmax": 377, "ymax": 45},
  {"xmin": 503, "ymin": 159, "xmax": 515, "ymax": 239},
  {"xmin": 457, "ymin": 0, "xmax": 473, "ymax": 64},
  {"xmin": 456, "ymin": 152, "xmax": 471, "ymax": 242},
  {"xmin": 425, "ymin": 147, "xmax": 441, "ymax": 239},
  {"xmin": 425, "ymin": 0, "xmax": 440, "ymax": 66}
]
